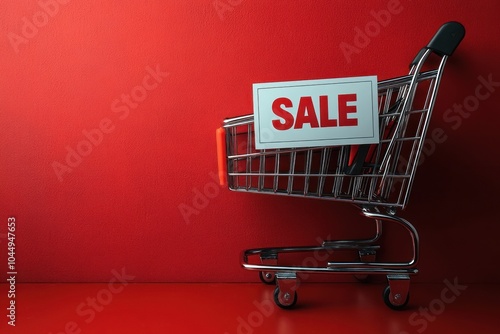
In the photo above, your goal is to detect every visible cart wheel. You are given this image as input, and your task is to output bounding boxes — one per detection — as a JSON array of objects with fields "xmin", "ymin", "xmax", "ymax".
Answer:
[
  {"xmin": 383, "ymin": 285, "xmax": 409, "ymax": 310},
  {"xmin": 273, "ymin": 286, "xmax": 297, "ymax": 309},
  {"xmin": 259, "ymin": 271, "xmax": 276, "ymax": 285}
]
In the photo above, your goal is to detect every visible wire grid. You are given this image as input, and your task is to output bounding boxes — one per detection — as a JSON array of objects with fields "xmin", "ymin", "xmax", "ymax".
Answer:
[{"xmin": 223, "ymin": 70, "xmax": 439, "ymax": 208}]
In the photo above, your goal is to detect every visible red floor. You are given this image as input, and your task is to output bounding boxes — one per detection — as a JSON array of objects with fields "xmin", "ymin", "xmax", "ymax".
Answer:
[{"xmin": 1, "ymin": 282, "xmax": 498, "ymax": 333}]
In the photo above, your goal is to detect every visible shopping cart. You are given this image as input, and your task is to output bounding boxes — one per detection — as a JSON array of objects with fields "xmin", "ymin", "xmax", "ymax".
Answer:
[{"xmin": 216, "ymin": 22, "xmax": 465, "ymax": 309}]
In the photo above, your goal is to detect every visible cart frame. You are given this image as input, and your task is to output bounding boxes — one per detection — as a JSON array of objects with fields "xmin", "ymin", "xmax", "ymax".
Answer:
[{"xmin": 216, "ymin": 22, "xmax": 465, "ymax": 309}]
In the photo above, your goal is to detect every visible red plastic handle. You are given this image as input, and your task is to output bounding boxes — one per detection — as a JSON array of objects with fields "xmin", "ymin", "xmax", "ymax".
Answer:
[{"xmin": 216, "ymin": 127, "xmax": 228, "ymax": 187}]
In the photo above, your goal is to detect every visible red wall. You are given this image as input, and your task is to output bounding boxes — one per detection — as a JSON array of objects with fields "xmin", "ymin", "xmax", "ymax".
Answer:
[{"xmin": 1, "ymin": 0, "xmax": 499, "ymax": 283}]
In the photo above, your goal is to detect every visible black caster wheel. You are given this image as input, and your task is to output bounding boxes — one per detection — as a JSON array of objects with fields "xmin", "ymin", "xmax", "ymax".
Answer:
[
  {"xmin": 273, "ymin": 286, "xmax": 297, "ymax": 309},
  {"xmin": 383, "ymin": 285, "xmax": 409, "ymax": 310},
  {"xmin": 259, "ymin": 271, "xmax": 276, "ymax": 285}
]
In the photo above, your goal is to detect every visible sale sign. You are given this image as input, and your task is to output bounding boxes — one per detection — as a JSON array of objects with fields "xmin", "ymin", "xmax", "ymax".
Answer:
[{"xmin": 253, "ymin": 76, "xmax": 379, "ymax": 149}]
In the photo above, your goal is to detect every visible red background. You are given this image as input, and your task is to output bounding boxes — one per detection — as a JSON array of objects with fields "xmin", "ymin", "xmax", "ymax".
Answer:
[{"xmin": 0, "ymin": 0, "xmax": 499, "ymax": 283}]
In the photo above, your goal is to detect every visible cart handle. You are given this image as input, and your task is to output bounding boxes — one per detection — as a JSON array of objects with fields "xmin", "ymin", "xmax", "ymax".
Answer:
[{"xmin": 410, "ymin": 21, "xmax": 465, "ymax": 66}]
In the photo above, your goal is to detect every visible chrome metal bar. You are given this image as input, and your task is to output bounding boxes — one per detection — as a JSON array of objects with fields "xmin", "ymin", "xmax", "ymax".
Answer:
[
  {"xmin": 323, "ymin": 216, "xmax": 383, "ymax": 246},
  {"xmin": 326, "ymin": 210, "xmax": 418, "ymax": 269},
  {"xmin": 287, "ymin": 151, "xmax": 296, "ymax": 194},
  {"xmin": 273, "ymin": 150, "xmax": 280, "ymax": 192},
  {"xmin": 303, "ymin": 149, "xmax": 313, "ymax": 195},
  {"xmin": 317, "ymin": 148, "xmax": 331, "ymax": 196},
  {"xmin": 228, "ymin": 173, "xmax": 410, "ymax": 179},
  {"xmin": 258, "ymin": 149, "xmax": 265, "ymax": 191},
  {"xmin": 242, "ymin": 263, "xmax": 418, "ymax": 276},
  {"xmin": 245, "ymin": 123, "xmax": 252, "ymax": 190},
  {"xmin": 379, "ymin": 49, "xmax": 433, "ymax": 172},
  {"xmin": 402, "ymin": 55, "xmax": 449, "ymax": 207}
]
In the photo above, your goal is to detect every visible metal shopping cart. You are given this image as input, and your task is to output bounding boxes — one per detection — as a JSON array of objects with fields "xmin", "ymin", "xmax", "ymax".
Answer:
[{"xmin": 216, "ymin": 22, "xmax": 465, "ymax": 309}]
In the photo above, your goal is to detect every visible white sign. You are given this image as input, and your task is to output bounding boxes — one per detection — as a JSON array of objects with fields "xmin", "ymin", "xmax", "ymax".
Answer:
[{"xmin": 253, "ymin": 76, "xmax": 379, "ymax": 149}]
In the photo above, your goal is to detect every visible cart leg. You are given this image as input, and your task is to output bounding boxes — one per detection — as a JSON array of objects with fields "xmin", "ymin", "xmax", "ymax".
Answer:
[
  {"xmin": 354, "ymin": 249, "xmax": 377, "ymax": 282},
  {"xmin": 322, "ymin": 218, "xmax": 383, "ymax": 247},
  {"xmin": 274, "ymin": 272, "xmax": 298, "ymax": 309},
  {"xmin": 359, "ymin": 248, "xmax": 377, "ymax": 262},
  {"xmin": 383, "ymin": 274, "xmax": 410, "ymax": 310},
  {"xmin": 259, "ymin": 253, "xmax": 278, "ymax": 285}
]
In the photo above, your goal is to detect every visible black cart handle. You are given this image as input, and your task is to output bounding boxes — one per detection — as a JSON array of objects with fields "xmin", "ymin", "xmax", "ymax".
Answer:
[
  {"xmin": 411, "ymin": 21, "xmax": 465, "ymax": 67},
  {"xmin": 427, "ymin": 21, "xmax": 465, "ymax": 56}
]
